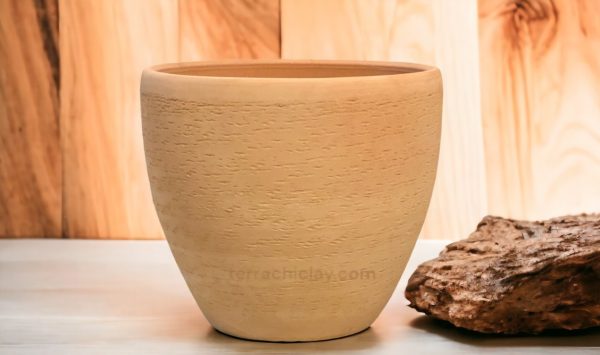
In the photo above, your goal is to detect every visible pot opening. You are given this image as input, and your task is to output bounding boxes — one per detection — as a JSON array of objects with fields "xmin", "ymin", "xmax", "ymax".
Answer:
[{"xmin": 157, "ymin": 61, "xmax": 431, "ymax": 79}]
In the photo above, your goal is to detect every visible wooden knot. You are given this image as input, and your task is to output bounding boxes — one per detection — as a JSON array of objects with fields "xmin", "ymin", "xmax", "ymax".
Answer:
[
  {"xmin": 512, "ymin": 0, "xmax": 556, "ymax": 22},
  {"xmin": 504, "ymin": 0, "xmax": 559, "ymax": 55}
]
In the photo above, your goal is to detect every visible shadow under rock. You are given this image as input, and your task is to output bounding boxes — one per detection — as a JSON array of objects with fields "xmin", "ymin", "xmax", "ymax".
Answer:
[{"xmin": 410, "ymin": 315, "xmax": 600, "ymax": 347}]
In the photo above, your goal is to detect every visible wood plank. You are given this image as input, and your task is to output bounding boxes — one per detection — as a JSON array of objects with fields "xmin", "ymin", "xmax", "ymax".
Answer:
[
  {"xmin": 281, "ymin": 0, "xmax": 487, "ymax": 240},
  {"xmin": 179, "ymin": 0, "xmax": 280, "ymax": 60},
  {"xmin": 479, "ymin": 0, "xmax": 600, "ymax": 220},
  {"xmin": 60, "ymin": 0, "xmax": 178, "ymax": 238},
  {"xmin": 0, "ymin": 0, "xmax": 61, "ymax": 237}
]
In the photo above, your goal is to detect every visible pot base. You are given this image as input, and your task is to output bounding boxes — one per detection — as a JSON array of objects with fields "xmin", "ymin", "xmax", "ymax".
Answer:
[{"xmin": 213, "ymin": 325, "xmax": 372, "ymax": 343}]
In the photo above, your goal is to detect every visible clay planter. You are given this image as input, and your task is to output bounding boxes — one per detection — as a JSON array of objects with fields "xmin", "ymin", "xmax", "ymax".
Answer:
[{"xmin": 141, "ymin": 60, "xmax": 442, "ymax": 342}]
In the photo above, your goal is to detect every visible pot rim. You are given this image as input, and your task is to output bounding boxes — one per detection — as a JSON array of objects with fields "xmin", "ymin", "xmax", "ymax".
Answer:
[{"xmin": 143, "ymin": 59, "xmax": 439, "ymax": 82}]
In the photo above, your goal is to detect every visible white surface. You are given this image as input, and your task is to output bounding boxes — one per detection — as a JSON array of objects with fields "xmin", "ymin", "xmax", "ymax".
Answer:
[{"xmin": 0, "ymin": 239, "xmax": 598, "ymax": 354}]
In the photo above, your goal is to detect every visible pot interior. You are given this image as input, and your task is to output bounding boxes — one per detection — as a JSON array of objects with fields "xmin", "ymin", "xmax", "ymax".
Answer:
[{"xmin": 158, "ymin": 62, "xmax": 429, "ymax": 79}]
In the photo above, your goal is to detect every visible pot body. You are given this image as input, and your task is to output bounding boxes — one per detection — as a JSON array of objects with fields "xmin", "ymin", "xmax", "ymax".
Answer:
[{"xmin": 141, "ymin": 61, "xmax": 442, "ymax": 342}]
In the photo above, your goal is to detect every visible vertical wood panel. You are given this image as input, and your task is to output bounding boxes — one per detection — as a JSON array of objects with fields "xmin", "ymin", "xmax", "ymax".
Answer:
[
  {"xmin": 179, "ymin": 0, "xmax": 280, "ymax": 60},
  {"xmin": 60, "ymin": 0, "xmax": 178, "ymax": 238},
  {"xmin": 0, "ymin": 0, "xmax": 61, "ymax": 237},
  {"xmin": 59, "ymin": 0, "xmax": 281, "ymax": 239},
  {"xmin": 479, "ymin": 0, "xmax": 600, "ymax": 220},
  {"xmin": 281, "ymin": 0, "xmax": 487, "ymax": 240}
]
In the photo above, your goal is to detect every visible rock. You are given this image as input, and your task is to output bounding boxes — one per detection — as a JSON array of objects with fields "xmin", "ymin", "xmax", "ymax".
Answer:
[{"xmin": 405, "ymin": 214, "xmax": 600, "ymax": 334}]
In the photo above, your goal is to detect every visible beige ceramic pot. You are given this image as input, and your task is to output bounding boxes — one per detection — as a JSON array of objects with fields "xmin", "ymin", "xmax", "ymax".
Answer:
[{"xmin": 141, "ymin": 60, "xmax": 442, "ymax": 342}]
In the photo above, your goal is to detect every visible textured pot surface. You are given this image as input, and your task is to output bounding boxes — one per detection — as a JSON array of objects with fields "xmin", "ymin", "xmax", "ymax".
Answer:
[{"xmin": 141, "ymin": 60, "xmax": 442, "ymax": 342}]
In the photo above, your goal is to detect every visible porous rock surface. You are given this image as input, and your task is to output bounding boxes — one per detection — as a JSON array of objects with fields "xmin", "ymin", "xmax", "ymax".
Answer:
[{"xmin": 405, "ymin": 214, "xmax": 600, "ymax": 334}]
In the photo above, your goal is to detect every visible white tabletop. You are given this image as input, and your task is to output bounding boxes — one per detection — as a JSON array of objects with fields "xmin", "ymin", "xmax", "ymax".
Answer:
[{"xmin": 1, "ymin": 239, "xmax": 598, "ymax": 354}]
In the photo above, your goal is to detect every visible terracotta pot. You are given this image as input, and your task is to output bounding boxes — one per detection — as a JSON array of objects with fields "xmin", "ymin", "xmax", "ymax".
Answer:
[{"xmin": 141, "ymin": 60, "xmax": 442, "ymax": 342}]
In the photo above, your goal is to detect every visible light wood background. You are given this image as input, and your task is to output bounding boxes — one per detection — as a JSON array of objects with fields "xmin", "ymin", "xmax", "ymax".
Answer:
[
  {"xmin": 1, "ymin": 0, "xmax": 599, "ymax": 240},
  {"xmin": 479, "ymin": 0, "xmax": 600, "ymax": 221}
]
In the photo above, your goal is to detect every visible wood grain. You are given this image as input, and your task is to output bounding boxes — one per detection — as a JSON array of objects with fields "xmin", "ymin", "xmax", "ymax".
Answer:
[
  {"xmin": 281, "ymin": 0, "xmax": 487, "ymax": 240},
  {"xmin": 60, "ymin": 0, "xmax": 178, "ymax": 238},
  {"xmin": 58, "ymin": 0, "xmax": 281, "ymax": 239},
  {"xmin": 179, "ymin": 0, "xmax": 280, "ymax": 60},
  {"xmin": 0, "ymin": 0, "xmax": 61, "ymax": 237},
  {"xmin": 479, "ymin": 0, "xmax": 600, "ymax": 220},
  {"xmin": 3, "ymin": 239, "xmax": 599, "ymax": 352}
]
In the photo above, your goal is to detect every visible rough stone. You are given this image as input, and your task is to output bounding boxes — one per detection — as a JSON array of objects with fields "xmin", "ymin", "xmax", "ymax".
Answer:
[{"xmin": 405, "ymin": 214, "xmax": 600, "ymax": 334}]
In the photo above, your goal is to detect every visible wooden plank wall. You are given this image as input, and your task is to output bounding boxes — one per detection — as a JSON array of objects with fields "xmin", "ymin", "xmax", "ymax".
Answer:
[
  {"xmin": 60, "ymin": 0, "xmax": 178, "ymax": 239},
  {"xmin": 281, "ymin": 0, "xmax": 488, "ymax": 239},
  {"xmin": 1, "ymin": 0, "xmax": 600, "ymax": 240},
  {"xmin": 1, "ymin": 0, "xmax": 280, "ymax": 239},
  {"xmin": 179, "ymin": 0, "xmax": 280, "ymax": 60},
  {"xmin": 59, "ymin": 0, "xmax": 279, "ymax": 239},
  {"xmin": 479, "ymin": 0, "xmax": 600, "ymax": 220},
  {"xmin": 0, "ymin": 0, "xmax": 61, "ymax": 237}
]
